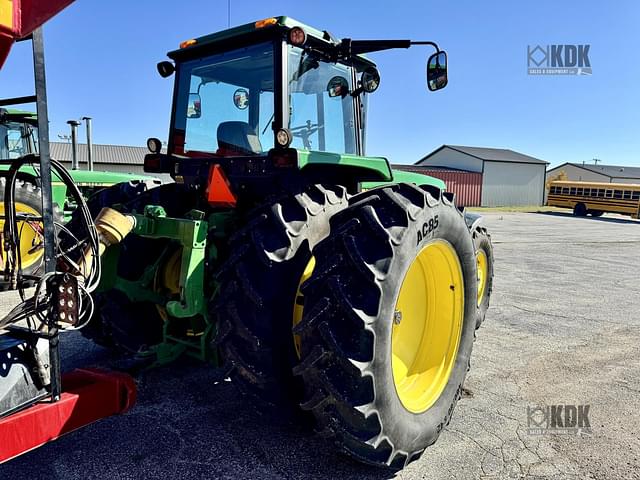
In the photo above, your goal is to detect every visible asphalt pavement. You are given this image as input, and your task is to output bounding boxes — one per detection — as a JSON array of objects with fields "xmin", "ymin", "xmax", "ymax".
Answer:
[{"xmin": 1, "ymin": 211, "xmax": 639, "ymax": 479}]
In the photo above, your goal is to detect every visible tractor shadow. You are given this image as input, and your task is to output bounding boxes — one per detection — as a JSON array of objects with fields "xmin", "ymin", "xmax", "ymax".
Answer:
[
  {"xmin": 534, "ymin": 210, "xmax": 640, "ymax": 224},
  {"xmin": 1, "ymin": 333, "xmax": 396, "ymax": 480}
]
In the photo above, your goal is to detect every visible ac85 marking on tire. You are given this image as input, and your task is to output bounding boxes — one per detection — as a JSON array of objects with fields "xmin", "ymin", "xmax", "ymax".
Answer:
[{"xmin": 416, "ymin": 214, "xmax": 439, "ymax": 245}]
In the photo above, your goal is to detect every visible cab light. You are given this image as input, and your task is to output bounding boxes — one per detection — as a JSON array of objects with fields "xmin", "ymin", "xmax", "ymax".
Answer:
[
  {"xmin": 180, "ymin": 39, "xmax": 197, "ymax": 49},
  {"xmin": 255, "ymin": 18, "xmax": 278, "ymax": 29}
]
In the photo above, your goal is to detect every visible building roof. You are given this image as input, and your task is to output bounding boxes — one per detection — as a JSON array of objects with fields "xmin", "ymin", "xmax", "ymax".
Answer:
[
  {"xmin": 392, "ymin": 164, "xmax": 474, "ymax": 174},
  {"xmin": 50, "ymin": 141, "xmax": 148, "ymax": 165},
  {"xmin": 549, "ymin": 162, "xmax": 640, "ymax": 180},
  {"xmin": 417, "ymin": 145, "xmax": 549, "ymax": 165}
]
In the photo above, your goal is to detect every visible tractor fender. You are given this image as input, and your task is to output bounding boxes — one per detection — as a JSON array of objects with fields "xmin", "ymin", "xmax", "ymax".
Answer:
[{"xmin": 464, "ymin": 211, "xmax": 484, "ymax": 232}]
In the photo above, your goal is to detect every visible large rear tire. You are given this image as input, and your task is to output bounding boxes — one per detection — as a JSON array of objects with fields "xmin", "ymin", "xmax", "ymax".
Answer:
[
  {"xmin": 215, "ymin": 184, "xmax": 348, "ymax": 409},
  {"xmin": 293, "ymin": 183, "xmax": 478, "ymax": 468}
]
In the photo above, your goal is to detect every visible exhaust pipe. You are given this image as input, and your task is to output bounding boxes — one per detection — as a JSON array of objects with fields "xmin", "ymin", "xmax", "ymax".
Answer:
[
  {"xmin": 82, "ymin": 116, "xmax": 93, "ymax": 171},
  {"xmin": 66, "ymin": 120, "xmax": 81, "ymax": 170}
]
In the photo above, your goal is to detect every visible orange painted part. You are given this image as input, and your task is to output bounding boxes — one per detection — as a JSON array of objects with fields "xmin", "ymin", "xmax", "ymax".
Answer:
[
  {"xmin": 207, "ymin": 164, "xmax": 237, "ymax": 207},
  {"xmin": 0, "ymin": 368, "xmax": 136, "ymax": 464},
  {"xmin": 0, "ymin": 0, "xmax": 75, "ymax": 68}
]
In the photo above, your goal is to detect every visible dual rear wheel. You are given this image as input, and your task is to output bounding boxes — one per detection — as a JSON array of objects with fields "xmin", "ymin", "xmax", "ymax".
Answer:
[{"xmin": 220, "ymin": 183, "xmax": 480, "ymax": 468}]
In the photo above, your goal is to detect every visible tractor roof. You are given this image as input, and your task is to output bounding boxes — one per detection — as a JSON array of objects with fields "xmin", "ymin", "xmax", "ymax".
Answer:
[
  {"xmin": 190, "ymin": 17, "xmax": 327, "ymax": 49},
  {"xmin": 0, "ymin": 108, "xmax": 38, "ymax": 125},
  {"xmin": 168, "ymin": 16, "xmax": 375, "ymax": 69}
]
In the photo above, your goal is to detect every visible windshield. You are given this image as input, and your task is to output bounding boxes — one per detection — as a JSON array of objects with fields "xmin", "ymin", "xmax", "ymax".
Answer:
[
  {"xmin": 0, "ymin": 121, "xmax": 38, "ymax": 159},
  {"xmin": 173, "ymin": 42, "xmax": 274, "ymax": 156},
  {"xmin": 288, "ymin": 46, "xmax": 357, "ymax": 155}
]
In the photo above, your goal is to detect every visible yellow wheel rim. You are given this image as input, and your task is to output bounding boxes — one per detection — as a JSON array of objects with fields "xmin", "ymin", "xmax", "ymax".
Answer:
[
  {"xmin": 0, "ymin": 202, "xmax": 43, "ymax": 270},
  {"xmin": 476, "ymin": 249, "xmax": 488, "ymax": 307},
  {"xmin": 392, "ymin": 240, "xmax": 464, "ymax": 413},
  {"xmin": 292, "ymin": 256, "xmax": 315, "ymax": 358}
]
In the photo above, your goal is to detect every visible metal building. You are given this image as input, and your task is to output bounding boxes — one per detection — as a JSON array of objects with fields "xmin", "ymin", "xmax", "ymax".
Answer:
[
  {"xmin": 415, "ymin": 145, "xmax": 549, "ymax": 207},
  {"xmin": 546, "ymin": 162, "xmax": 640, "ymax": 184},
  {"xmin": 393, "ymin": 165, "xmax": 482, "ymax": 206},
  {"xmin": 50, "ymin": 141, "xmax": 172, "ymax": 182}
]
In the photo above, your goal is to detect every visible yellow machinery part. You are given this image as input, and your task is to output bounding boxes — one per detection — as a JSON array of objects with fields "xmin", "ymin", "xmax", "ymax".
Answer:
[
  {"xmin": 476, "ymin": 249, "xmax": 488, "ymax": 307},
  {"xmin": 392, "ymin": 240, "xmax": 464, "ymax": 413},
  {"xmin": 292, "ymin": 256, "xmax": 315, "ymax": 358},
  {"xmin": 0, "ymin": 201, "xmax": 44, "ymax": 270}
]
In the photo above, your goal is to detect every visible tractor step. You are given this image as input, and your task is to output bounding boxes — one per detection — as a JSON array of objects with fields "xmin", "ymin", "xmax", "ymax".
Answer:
[{"xmin": 0, "ymin": 368, "xmax": 136, "ymax": 464}]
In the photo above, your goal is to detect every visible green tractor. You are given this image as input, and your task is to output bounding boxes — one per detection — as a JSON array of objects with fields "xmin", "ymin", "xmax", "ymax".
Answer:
[
  {"xmin": 0, "ymin": 108, "xmax": 160, "ymax": 288},
  {"xmin": 73, "ymin": 17, "xmax": 494, "ymax": 468}
]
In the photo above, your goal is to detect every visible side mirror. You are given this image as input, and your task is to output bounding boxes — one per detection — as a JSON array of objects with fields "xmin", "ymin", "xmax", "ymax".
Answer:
[
  {"xmin": 361, "ymin": 67, "xmax": 380, "ymax": 93},
  {"xmin": 327, "ymin": 76, "xmax": 349, "ymax": 98},
  {"xmin": 427, "ymin": 51, "xmax": 447, "ymax": 91},
  {"xmin": 187, "ymin": 93, "xmax": 201, "ymax": 119},
  {"xmin": 157, "ymin": 61, "xmax": 175, "ymax": 78}
]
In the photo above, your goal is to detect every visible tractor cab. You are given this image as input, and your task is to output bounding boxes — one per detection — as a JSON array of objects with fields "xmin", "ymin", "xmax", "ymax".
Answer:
[
  {"xmin": 0, "ymin": 109, "xmax": 39, "ymax": 159},
  {"xmin": 146, "ymin": 17, "xmax": 447, "ymax": 192}
]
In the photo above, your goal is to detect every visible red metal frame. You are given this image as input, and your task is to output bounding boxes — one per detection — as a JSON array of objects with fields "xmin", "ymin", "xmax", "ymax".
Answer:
[{"xmin": 0, "ymin": 368, "xmax": 136, "ymax": 464}]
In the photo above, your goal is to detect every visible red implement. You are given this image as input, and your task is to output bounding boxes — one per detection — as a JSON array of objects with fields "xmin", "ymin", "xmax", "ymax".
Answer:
[
  {"xmin": 0, "ymin": 368, "xmax": 136, "ymax": 464},
  {"xmin": 0, "ymin": 0, "xmax": 75, "ymax": 68}
]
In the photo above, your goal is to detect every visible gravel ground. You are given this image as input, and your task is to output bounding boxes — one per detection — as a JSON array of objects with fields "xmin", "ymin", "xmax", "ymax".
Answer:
[{"xmin": 1, "ymin": 211, "xmax": 639, "ymax": 479}]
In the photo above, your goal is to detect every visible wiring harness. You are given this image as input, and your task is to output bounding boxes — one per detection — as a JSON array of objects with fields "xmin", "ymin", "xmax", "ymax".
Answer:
[{"xmin": 0, "ymin": 155, "xmax": 100, "ymax": 332}]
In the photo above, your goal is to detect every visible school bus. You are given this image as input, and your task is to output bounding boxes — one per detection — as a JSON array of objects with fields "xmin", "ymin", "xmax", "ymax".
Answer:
[{"xmin": 547, "ymin": 180, "xmax": 640, "ymax": 218}]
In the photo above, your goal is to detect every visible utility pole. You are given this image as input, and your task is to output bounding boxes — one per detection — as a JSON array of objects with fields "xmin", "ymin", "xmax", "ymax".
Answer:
[{"xmin": 592, "ymin": 158, "xmax": 601, "ymax": 165}]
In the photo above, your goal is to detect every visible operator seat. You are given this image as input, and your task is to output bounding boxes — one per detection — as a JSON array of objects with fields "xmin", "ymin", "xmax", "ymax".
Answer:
[{"xmin": 216, "ymin": 121, "xmax": 262, "ymax": 156}]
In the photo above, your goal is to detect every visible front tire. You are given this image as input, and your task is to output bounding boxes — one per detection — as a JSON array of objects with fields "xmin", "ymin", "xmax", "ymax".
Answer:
[
  {"xmin": 473, "ymin": 226, "xmax": 494, "ymax": 328},
  {"xmin": 573, "ymin": 203, "xmax": 587, "ymax": 216},
  {"xmin": 294, "ymin": 183, "xmax": 478, "ymax": 468}
]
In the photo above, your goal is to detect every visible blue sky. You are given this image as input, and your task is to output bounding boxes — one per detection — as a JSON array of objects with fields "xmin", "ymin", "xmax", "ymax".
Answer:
[{"xmin": 0, "ymin": 0, "xmax": 638, "ymax": 168}]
